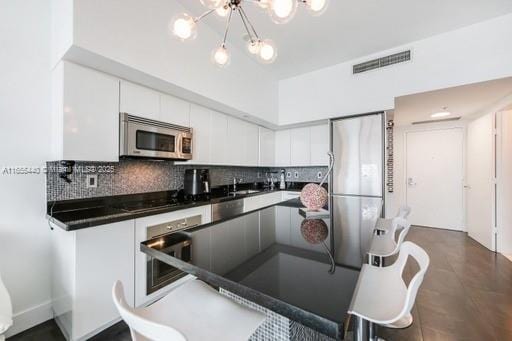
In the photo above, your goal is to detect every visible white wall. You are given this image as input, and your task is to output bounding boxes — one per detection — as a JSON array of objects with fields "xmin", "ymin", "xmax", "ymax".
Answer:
[
  {"xmin": 279, "ymin": 13, "xmax": 512, "ymax": 125},
  {"xmin": 0, "ymin": 0, "xmax": 53, "ymax": 336},
  {"xmin": 53, "ymin": 0, "xmax": 279, "ymax": 125},
  {"xmin": 386, "ymin": 120, "xmax": 468, "ymax": 222},
  {"xmin": 498, "ymin": 109, "xmax": 512, "ymax": 255}
]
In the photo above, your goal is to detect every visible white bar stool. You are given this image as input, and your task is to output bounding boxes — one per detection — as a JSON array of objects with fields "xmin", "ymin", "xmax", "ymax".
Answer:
[
  {"xmin": 374, "ymin": 206, "xmax": 411, "ymax": 235},
  {"xmin": 0, "ymin": 274, "xmax": 13, "ymax": 341},
  {"xmin": 368, "ymin": 217, "xmax": 411, "ymax": 266},
  {"xmin": 349, "ymin": 241, "xmax": 430, "ymax": 341},
  {"xmin": 113, "ymin": 279, "xmax": 266, "ymax": 341}
]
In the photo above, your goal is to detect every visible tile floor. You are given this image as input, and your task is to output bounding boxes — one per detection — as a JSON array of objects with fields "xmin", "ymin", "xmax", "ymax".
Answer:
[{"xmin": 8, "ymin": 227, "xmax": 512, "ymax": 341}]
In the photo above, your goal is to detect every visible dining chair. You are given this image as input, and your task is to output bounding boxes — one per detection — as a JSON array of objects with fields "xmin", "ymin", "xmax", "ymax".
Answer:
[
  {"xmin": 348, "ymin": 241, "xmax": 430, "ymax": 341},
  {"xmin": 0, "ymin": 274, "xmax": 13, "ymax": 341},
  {"xmin": 113, "ymin": 279, "xmax": 265, "ymax": 341},
  {"xmin": 368, "ymin": 217, "xmax": 411, "ymax": 266},
  {"xmin": 374, "ymin": 205, "xmax": 411, "ymax": 235}
]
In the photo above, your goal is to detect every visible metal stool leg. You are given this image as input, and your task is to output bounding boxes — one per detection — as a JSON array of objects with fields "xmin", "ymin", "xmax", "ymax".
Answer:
[{"xmin": 353, "ymin": 316, "xmax": 370, "ymax": 341}]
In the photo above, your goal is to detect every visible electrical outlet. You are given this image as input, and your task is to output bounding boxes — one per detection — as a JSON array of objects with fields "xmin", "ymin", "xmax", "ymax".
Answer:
[
  {"xmin": 286, "ymin": 171, "xmax": 292, "ymax": 178},
  {"xmin": 86, "ymin": 174, "xmax": 98, "ymax": 188},
  {"xmin": 257, "ymin": 172, "xmax": 261, "ymax": 178},
  {"xmin": 294, "ymin": 171, "xmax": 299, "ymax": 179},
  {"xmin": 317, "ymin": 171, "xmax": 323, "ymax": 179}
]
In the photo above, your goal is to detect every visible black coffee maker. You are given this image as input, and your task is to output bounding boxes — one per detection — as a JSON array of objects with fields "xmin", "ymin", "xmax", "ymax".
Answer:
[{"xmin": 184, "ymin": 169, "xmax": 210, "ymax": 200}]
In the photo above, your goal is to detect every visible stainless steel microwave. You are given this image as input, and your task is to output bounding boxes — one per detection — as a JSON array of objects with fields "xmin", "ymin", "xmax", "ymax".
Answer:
[{"xmin": 120, "ymin": 113, "xmax": 193, "ymax": 160}]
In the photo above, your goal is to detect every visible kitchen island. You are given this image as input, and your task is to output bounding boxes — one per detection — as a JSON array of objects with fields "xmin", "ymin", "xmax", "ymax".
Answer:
[{"xmin": 141, "ymin": 198, "xmax": 381, "ymax": 340}]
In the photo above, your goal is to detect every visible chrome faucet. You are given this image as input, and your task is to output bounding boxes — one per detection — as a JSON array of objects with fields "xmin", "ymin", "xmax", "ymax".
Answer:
[{"xmin": 232, "ymin": 177, "xmax": 242, "ymax": 192}]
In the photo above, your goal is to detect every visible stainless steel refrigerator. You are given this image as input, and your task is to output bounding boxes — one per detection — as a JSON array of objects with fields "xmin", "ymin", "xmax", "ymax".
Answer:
[{"xmin": 329, "ymin": 112, "xmax": 385, "ymax": 268}]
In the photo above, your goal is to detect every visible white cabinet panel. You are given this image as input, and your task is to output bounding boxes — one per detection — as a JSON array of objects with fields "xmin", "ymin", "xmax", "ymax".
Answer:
[
  {"xmin": 275, "ymin": 130, "xmax": 291, "ymax": 167},
  {"xmin": 290, "ymin": 127, "xmax": 311, "ymax": 166},
  {"xmin": 189, "ymin": 105, "xmax": 211, "ymax": 164},
  {"xmin": 310, "ymin": 124, "xmax": 329, "ymax": 166},
  {"xmin": 259, "ymin": 127, "xmax": 275, "ymax": 167},
  {"xmin": 244, "ymin": 213, "xmax": 260, "ymax": 258},
  {"xmin": 120, "ymin": 81, "xmax": 160, "ymax": 120},
  {"xmin": 227, "ymin": 117, "xmax": 246, "ymax": 165},
  {"xmin": 210, "ymin": 111, "xmax": 228, "ymax": 165},
  {"xmin": 59, "ymin": 62, "xmax": 119, "ymax": 162},
  {"xmin": 244, "ymin": 192, "xmax": 283, "ymax": 212},
  {"xmin": 275, "ymin": 206, "xmax": 291, "ymax": 244},
  {"xmin": 245, "ymin": 123, "xmax": 259, "ymax": 166},
  {"xmin": 74, "ymin": 220, "xmax": 135, "ymax": 339},
  {"xmin": 260, "ymin": 207, "xmax": 276, "ymax": 250},
  {"xmin": 160, "ymin": 94, "xmax": 190, "ymax": 127}
]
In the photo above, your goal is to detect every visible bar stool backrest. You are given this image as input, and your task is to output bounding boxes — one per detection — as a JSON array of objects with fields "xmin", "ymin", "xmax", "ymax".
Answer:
[
  {"xmin": 391, "ymin": 242, "xmax": 430, "ymax": 322},
  {"xmin": 112, "ymin": 281, "xmax": 186, "ymax": 341}
]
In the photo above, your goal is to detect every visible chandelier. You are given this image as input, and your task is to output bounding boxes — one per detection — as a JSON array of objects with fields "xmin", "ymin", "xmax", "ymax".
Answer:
[{"xmin": 170, "ymin": 0, "xmax": 329, "ymax": 67}]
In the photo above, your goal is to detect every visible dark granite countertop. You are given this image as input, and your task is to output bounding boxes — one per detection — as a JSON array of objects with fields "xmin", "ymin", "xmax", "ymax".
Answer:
[
  {"xmin": 47, "ymin": 182, "xmax": 321, "ymax": 231},
  {"xmin": 141, "ymin": 197, "xmax": 380, "ymax": 340}
]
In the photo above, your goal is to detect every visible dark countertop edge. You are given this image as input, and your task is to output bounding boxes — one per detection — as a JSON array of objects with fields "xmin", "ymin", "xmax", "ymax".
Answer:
[
  {"xmin": 140, "ymin": 243, "xmax": 342, "ymax": 340},
  {"xmin": 49, "ymin": 189, "xmax": 303, "ymax": 231}
]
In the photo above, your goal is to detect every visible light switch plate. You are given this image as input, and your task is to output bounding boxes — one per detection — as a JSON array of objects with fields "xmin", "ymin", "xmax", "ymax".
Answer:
[
  {"xmin": 294, "ymin": 171, "xmax": 299, "ymax": 178},
  {"xmin": 86, "ymin": 174, "xmax": 98, "ymax": 188},
  {"xmin": 286, "ymin": 172, "xmax": 292, "ymax": 178},
  {"xmin": 317, "ymin": 171, "xmax": 323, "ymax": 179}
]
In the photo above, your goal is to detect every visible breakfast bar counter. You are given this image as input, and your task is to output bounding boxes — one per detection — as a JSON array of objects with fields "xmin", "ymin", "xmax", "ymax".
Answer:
[{"xmin": 141, "ymin": 197, "xmax": 382, "ymax": 340}]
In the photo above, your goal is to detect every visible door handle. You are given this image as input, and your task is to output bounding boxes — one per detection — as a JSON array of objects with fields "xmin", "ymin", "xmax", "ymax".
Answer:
[
  {"xmin": 407, "ymin": 177, "xmax": 416, "ymax": 186},
  {"xmin": 464, "ymin": 185, "xmax": 471, "ymax": 189}
]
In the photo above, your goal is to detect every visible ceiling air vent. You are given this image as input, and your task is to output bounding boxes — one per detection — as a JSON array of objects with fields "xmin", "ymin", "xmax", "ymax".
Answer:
[{"xmin": 353, "ymin": 50, "xmax": 411, "ymax": 74}]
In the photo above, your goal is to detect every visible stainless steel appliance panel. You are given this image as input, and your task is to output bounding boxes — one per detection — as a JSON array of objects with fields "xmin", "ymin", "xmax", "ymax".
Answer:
[
  {"xmin": 331, "ymin": 113, "xmax": 383, "ymax": 197},
  {"xmin": 211, "ymin": 199, "xmax": 244, "ymax": 222},
  {"xmin": 331, "ymin": 195, "xmax": 383, "ymax": 269}
]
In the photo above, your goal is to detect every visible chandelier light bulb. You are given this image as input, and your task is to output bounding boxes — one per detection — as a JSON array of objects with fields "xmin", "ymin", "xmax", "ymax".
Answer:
[
  {"xmin": 258, "ymin": 0, "xmax": 271, "ymax": 9},
  {"xmin": 258, "ymin": 39, "xmax": 278, "ymax": 63},
  {"xmin": 200, "ymin": 0, "xmax": 224, "ymax": 10},
  {"xmin": 170, "ymin": 13, "xmax": 197, "ymax": 41},
  {"xmin": 216, "ymin": 4, "xmax": 230, "ymax": 17},
  {"xmin": 247, "ymin": 40, "xmax": 262, "ymax": 54},
  {"xmin": 268, "ymin": 0, "xmax": 298, "ymax": 24},
  {"xmin": 212, "ymin": 45, "xmax": 231, "ymax": 67},
  {"xmin": 305, "ymin": 0, "xmax": 329, "ymax": 16}
]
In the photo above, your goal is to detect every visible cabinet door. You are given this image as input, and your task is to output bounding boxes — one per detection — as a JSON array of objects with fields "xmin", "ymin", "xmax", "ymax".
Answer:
[
  {"xmin": 74, "ymin": 220, "xmax": 135, "ymax": 339},
  {"xmin": 189, "ymin": 105, "xmax": 211, "ymax": 164},
  {"xmin": 310, "ymin": 124, "xmax": 329, "ymax": 166},
  {"xmin": 290, "ymin": 127, "xmax": 311, "ymax": 166},
  {"xmin": 62, "ymin": 62, "xmax": 119, "ymax": 161},
  {"xmin": 160, "ymin": 94, "xmax": 190, "ymax": 127},
  {"xmin": 227, "ymin": 117, "xmax": 246, "ymax": 166},
  {"xmin": 244, "ymin": 213, "xmax": 260, "ymax": 258},
  {"xmin": 259, "ymin": 127, "xmax": 275, "ymax": 167},
  {"xmin": 209, "ymin": 111, "xmax": 228, "ymax": 165},
  {"xmin": 119, "ymin": 81, "xmax": 160, "ymax": 120},
  {"xmin": 275, "ymin": 206, "xmax": 291, "ymax": 244},
  {"xmin": 275, "ymin": 130, "xmax": 291, "ymax": 167},
  {"xmin": 245, "ymin": 123, "xmax": 259, "ymax": 166},
  {"xmin": 260, "ymin": 207, "xmax": 276, "ymax": 250}
]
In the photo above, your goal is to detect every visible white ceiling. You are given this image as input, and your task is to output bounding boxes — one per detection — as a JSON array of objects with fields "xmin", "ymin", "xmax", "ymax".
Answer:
[
  {"xmin": 394, "ymin": 77, "xmax": 512, "ymax": 125},
  {"xmin": 175, "ymin": 0, "xmax": 512, "ymax": 79}
]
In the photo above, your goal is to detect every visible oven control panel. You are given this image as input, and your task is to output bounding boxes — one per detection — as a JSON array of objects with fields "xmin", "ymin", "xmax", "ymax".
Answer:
[{"xmin": 147, "ymin": 215, "xmax": 202, "ymax": 239}]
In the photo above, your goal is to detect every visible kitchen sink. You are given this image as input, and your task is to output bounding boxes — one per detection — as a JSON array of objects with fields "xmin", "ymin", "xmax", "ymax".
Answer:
[{"xmin": 230, "ymin": 190, "xmax": 260, "ymax": 195}]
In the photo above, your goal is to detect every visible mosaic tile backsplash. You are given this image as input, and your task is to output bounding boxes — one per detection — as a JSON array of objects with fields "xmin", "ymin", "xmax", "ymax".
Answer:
[{"xmin": 46, "ymin": 160, "xmax": 328, "ymax": 201}]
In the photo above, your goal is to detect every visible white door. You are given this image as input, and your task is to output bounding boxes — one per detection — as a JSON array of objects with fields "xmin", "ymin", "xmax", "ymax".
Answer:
[
  {"xmin": 467, "ymin": 113, "xmax": 496, "ymax": 251},
  {"xmin": 405, "ymin": 128, "xmax": 464, "ymax": 230},
  {"xmin": 498, "ymin": 110, "xmax": 512, "ymax": 254}
]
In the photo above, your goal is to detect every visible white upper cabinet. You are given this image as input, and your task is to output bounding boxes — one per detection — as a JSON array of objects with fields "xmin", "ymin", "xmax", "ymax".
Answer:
[
  {"xmin": 54, "ymin": 62, "xmax": 120, "ymax": 162},
  {"xmin": 227, "ymin": 117, "xmax": 246, "ymax": 166},
  {"xmin": 189, "ymin": 105, "xmax": 211, "ymax": 164},
  {"xmin": 160, "ymin": 94, "xmax": 190, "ymax": 127},
  {"xmin": 210, "ymin": 111, "xmax": 228, "ymax": 165},
  {"xmin": 310, "ymin": 124, "xmax": 329, "ymax": 165},
  {"xmin": 275, "ymin": 130, "xmax": 291, "ymax": 167},
  {"xmin": 119, "ymin": 81, "xmax": 160, "ymax": 120},
  {"xmin": 290, "ymin": 127, "xmax": 311, "ymax": 166},
  {"xmin": 245, "ymin": 123, "xmax": 259, "ymax": 166},
  {"xmin": 259, "ymin": 127, "xmax": 275, "ymax": 167}
]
